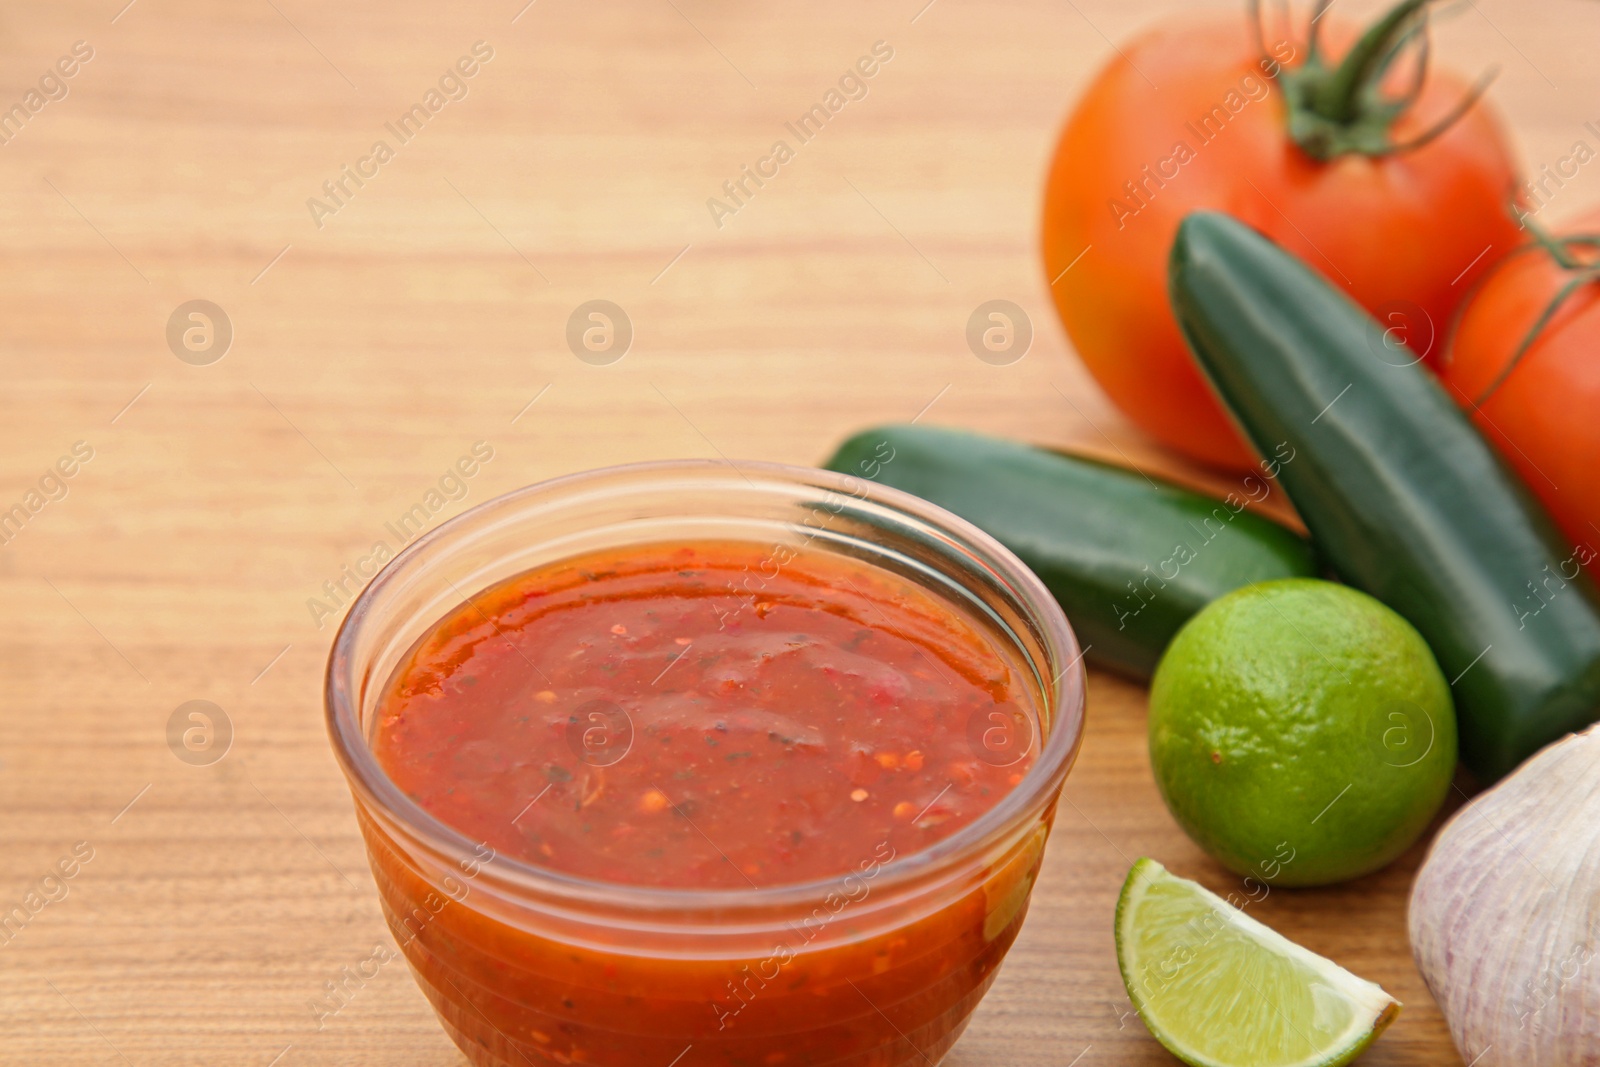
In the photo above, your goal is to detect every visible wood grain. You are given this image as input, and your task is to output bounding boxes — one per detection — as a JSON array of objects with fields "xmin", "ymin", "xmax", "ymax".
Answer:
[{"xmin": 1, "ymin": 0, "xmax": 1595, "ymax": 1063}]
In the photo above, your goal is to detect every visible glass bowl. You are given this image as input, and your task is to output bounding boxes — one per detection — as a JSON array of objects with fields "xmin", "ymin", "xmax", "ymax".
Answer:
[{"xmin": 326, "ymin": 458, "xmax": 1086, "ymax": 1067}]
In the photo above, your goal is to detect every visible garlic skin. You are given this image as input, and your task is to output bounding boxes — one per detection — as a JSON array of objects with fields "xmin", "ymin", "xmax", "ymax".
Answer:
[{"xmin": 1409, "ymin": 724, "xmax": 1600, "ymax": 1065}]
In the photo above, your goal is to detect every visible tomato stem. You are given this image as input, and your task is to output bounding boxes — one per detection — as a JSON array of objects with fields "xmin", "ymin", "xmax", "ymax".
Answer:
[
  {"xmin": 1310, "ymin": 0, "xmax": 1429, "ymax": 125},
  {"xmin": 1269, "ymin": 0, "xmax": 1496, "ymax": 161},
  {"xmin": 1250, "ymin": 0, "xmax": 1295, "ymax": 66},
  {"xmin": 1470, "ymin": 212, "xmax": 1600, "ymax": 405},
  {"xmin": 1382, "ymin": 65, "xmax": 1500, "ymax": 155},
  {"xmin": 1304, "ymin": 0, "xmax": 1334, "ymax": 62}
]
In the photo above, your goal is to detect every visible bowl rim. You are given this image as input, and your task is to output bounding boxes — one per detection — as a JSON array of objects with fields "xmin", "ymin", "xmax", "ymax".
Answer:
[{"xmin": 324, "ymin": 457, "xmax": 1087, "ymax": 917}]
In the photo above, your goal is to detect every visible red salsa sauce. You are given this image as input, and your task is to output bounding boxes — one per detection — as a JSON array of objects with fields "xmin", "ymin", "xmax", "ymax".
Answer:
[{"xmin": 373, "ymin": 539, "xmax": 1040, "ymax": 890}]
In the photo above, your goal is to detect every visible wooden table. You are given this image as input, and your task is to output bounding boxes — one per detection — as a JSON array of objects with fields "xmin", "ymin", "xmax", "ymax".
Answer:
[{"xmin": 3, "ymin": 0, "xmax": 1594, "ymax": 1063}]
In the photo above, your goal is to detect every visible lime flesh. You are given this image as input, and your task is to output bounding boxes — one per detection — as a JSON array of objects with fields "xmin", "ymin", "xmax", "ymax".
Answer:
[{"xmin": 1116, "ymin": 858, "xmax": 1399, "ymax": 1067}]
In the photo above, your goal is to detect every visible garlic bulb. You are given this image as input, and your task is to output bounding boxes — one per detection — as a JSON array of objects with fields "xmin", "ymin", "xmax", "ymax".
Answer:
[{"xmin": 1409, "ymin": 724, "xmax": 1600, "ymax": 1064}]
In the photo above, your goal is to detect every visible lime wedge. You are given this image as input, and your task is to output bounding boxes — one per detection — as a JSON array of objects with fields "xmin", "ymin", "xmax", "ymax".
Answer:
[{"xmin": 1115, "ymin": 858, "xmax": 1400, "ymax": 1067}]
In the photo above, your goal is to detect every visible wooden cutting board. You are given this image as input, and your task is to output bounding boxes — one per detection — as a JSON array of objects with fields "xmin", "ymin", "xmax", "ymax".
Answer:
[{"xmin": 1, "ymin": 0, "xmax": 1592, "ymax": 1063}]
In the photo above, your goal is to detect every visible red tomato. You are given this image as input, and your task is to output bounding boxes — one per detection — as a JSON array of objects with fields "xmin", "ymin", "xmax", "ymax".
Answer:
[
  {"xmin": 1441, "ymin": 214, "xmax": 1600, "ymax": 582},
  {"xmin": 1042, "ymin": 5, "xmax": 1521, "ymax": 469}
]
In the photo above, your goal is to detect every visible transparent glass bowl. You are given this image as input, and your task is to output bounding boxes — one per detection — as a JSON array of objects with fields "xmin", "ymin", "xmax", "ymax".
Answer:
[{"xmin": 325, "ymin": 459, "xmax": 1086, "ymax": 1066}]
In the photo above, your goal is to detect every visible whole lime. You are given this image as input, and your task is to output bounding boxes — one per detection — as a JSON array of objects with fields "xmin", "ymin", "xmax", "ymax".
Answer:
[{"xmin": 1149, "ymin": 578, "xmax": 1456, "ymax": 887}]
